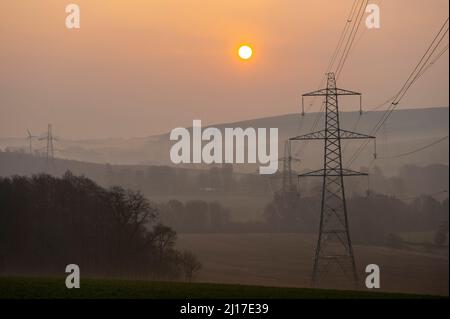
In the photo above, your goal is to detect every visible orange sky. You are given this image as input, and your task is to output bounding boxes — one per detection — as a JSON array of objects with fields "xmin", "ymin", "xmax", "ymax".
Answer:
[{"xmin": 0, "ymin": 0, "xmax": 448, "ymax": 138}]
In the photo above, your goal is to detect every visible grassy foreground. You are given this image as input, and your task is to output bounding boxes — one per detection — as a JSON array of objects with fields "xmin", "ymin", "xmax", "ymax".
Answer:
[{"xmin": 0, "ymin": 277, "xmax": 439, "ymax": 299}]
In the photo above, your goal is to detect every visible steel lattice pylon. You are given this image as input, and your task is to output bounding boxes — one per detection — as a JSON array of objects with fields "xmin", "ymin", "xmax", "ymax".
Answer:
[{"xmin": 291, "ymin": 73, "xmax": 375, "ymax": 287}]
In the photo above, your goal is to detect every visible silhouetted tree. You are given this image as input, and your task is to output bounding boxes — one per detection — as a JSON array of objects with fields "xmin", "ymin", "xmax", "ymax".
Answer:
[
  {"xmin": 434, "ymin": 223, "xmax": 449, "ymax": 246},
  {"xmin": 150, "ymin": 223, "xmax": 177, "ymax": 263},
  {"xmin": 179, "ymin": 250, "xmax": 202, "ymax": 282},
  {"xmin": 0, "ymin": 171, "xmax": 200, "ymax": 280}
]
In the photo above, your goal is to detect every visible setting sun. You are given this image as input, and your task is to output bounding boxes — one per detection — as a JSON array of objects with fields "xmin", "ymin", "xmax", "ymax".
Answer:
[{"xmin": 238, "ymin": 45, "xmax": 253, "ymax": 60}]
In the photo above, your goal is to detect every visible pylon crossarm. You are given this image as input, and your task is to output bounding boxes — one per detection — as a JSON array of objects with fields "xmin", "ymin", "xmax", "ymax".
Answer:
[
  {"xmin": 334, "ymin": 88, "xmax": 361, "ymax": 96},
  {"xmin": 302, "ymin": 89, "xmax": 328, "ymax": 96},
  {"xmin": 340, "ymin": 168, "xmax": 368, "ymax": 176},
  {"xmin": 339, "ymin": 129, "xmax": 375, "ymax": 139},
  {"xmin": 298, "ymin": 168, "xmax": 368, "ymax": 177},
  {"xmin": 291, "ymin": 129, "xmax": 374, "ymax": 141},
  {"xmin": 298, "ymin": 169, "xmax": 325, "ymax": 177},
  {"xmin": 302, "ymin": 88, "xmax": 361, "ymax": 97},
  {"xmin": 290, "ymin": 130, "xmax": 326, "ymax": 140}
]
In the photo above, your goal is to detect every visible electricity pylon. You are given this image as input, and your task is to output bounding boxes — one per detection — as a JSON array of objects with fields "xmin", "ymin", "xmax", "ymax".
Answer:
[
  {"xmin": 39, "ymin": 124, "xmax": 56, "ymax": 166},
  {"xmin": 290, "ymin": 73, "xmax": 375, "ymax": 287},
  {"xmin": 45, "ymin": 124, "xmax": 54, "ymax": 161},
  {"xmin": 280, "ymin": 140, "xmax": 301, "ymax": 194}
]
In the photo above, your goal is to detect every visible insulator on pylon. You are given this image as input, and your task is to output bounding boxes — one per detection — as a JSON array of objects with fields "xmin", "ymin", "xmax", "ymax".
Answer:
[
  {"xmin": 359, "ymin": 95, "xmax": 363, "ymax": 115},
  {"xmin": 373, "ymin": 140, "xmax": 377, "ymax": 159},
  {"xmin": 301, "ymin": 96, "xmax": 305, "ymax": 116}
]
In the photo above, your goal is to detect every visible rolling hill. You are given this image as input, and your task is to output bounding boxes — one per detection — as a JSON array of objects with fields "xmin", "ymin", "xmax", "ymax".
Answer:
[{"xmin": 0, "ymin": 107, "xmax": 448, "ymax": 175}]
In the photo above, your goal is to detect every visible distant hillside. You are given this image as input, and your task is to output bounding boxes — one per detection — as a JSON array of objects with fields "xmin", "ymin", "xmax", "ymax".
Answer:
[{"xmin": 0, "ymin": 107, "xmax": 448, "ymax": 175}]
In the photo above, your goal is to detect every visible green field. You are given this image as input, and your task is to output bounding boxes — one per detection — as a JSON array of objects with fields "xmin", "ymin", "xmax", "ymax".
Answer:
[{"xmin": 0, "ymin": 277, "xmax": 439, "ymax": 299}]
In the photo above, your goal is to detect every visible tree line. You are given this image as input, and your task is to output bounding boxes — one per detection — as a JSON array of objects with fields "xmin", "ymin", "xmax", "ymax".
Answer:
[
  {"xmin": 0, "ymin": 172, "xmax": 201, "ymax": 281},
  {"xmin": 1, "ymin": 151, "xmax": 448, "ymax": 201},
  {"xmin": 156, "ymin": 190, "xmax": 449, "ymax": 247},
  {"xmin": 264, "ymin": 191, "xmax": 449, "ymax": 245}
]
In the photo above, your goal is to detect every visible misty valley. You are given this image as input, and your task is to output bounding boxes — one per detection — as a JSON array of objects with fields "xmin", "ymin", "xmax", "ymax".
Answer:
[
  {"xmin": 0, "ymin": 144, "xmax": 448, "ymax": 296},
  {"xmin": 169, "ymin": 120, "xmax": 279, "ymax": 174},
  {"xmin": 0, "ymin": 0, "xmax": 448, "ymax": 302}
]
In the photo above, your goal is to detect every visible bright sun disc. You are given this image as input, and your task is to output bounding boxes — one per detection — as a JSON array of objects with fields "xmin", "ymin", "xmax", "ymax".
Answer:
[{"xmin": 238, "ymin": 45, "xmax": 253, "ymax": 60}]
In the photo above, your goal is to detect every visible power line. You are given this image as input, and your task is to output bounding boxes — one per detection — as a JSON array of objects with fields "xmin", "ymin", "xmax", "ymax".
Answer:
[
  {"xmin": 406, "ymin": 43, "xmax": 449, "ymax": 88},
  {"xmin": 377, "ymin": 136, "xmax": 448, "ymax": 159},
  {"xmin": 389, "ymin": 23, "xmax": 449, "ymax": 106},
  {"xmin": 366, "ymin": 94, "xmax": 398, "ymax": 112},
  {"xmin": 372, "ymin": 19, "xmax": 448, "ymax": 134},
  {"xmin": 374, "ymin": 18, "xmax": 447, "ymax": 114},
  {"xmin": 335, "ymin": 0, "xmax": 366, "ymax": 77},
  {"xmin": 299, "ymin": 0, "xmax": 362, "ymax": 156},
  {"xmin": 345, "ymin": 36, "xmax": 448, "ymax": 157},
  {"xmin": 300, "ymin": 0, "xmax": 371, "ymax": 170},
  {"xmin": 303, "ymin": 0, "xmax": 361, "ymax": 120},
  {"xmin": 346, "ymin": 17, "xmax": 449, "ymax": 168},
  {"xmin": 327, "ymin": 0, "xmax": 360, "ymax": 72},
  {"xmin": 336, "ymin": 0, "xmax": 369, "ymax": 79}
]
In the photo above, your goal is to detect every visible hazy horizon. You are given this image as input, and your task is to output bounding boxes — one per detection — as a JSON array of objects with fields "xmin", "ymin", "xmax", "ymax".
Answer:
[
  {"xmin": 1, "ymin": 0, "xmax": 449, "ymax": 139},
  {"xmin": 0, "ymin": 1, "xmax": 448, "ymax": 300},
  {"xmin": 0, "ymin": 106, "xmax": 447, "ymax": 141}
]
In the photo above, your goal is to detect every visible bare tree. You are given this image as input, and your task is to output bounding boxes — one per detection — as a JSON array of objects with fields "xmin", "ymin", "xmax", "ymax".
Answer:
[
  {"xmin": 150, "ymin": 223, "xmax": 177, "ymax": 263},
  {"xmin": 179, "ymin": 250, "xmax": 202, "ymax": 282},
  {"xmin": 434, "ymin": 223, "xmax": 449, "ymax": 246}
]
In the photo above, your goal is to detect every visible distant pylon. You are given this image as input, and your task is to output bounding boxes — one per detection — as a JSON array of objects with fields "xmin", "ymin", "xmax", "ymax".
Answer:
[
  {"xmin": 39, "ymin": 124, "xmax": 56, "ymax": 166},
  {"xmin": 291, "ymin": 73, "xmax": 375, "ymax": 287},
  {"xmin": 46, "ymin": 124, "xmax": 54, "ymax": 161},
  {"xmin": 281, "ymin": 140, "xmax": 294, "ymax": 193}
]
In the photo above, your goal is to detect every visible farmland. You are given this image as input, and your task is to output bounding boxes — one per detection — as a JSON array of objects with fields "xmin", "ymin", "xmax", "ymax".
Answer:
[
  {"xmin": 177, "ymin": 233, "xmax": 449, "ymax": 296},
  {"xmin": 0, "ymin": 277, "xmax": 435, "ymax": 299}
]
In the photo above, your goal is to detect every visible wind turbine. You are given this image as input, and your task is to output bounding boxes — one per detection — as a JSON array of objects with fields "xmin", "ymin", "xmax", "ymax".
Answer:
[{"xmin": 26, "ymin": 129, "xmax": 37, "ymax": 154}]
